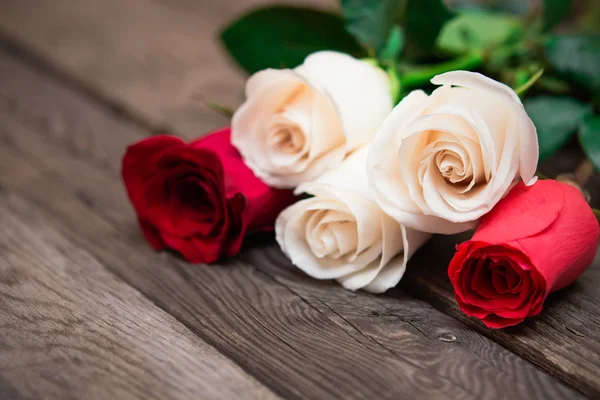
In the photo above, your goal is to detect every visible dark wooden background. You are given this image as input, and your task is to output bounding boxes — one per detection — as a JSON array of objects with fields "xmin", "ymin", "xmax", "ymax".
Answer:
[{"xmin": 0, "ymin": 1, "xmax": 598, "ymax": 399}]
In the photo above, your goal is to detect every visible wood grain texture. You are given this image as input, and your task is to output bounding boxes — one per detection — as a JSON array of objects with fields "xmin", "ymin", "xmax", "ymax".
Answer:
[
  {"xmin": 0, "ymin": 48, "xmax": 584, "ymax": 400},
  {"xmin": 0, "ymin": 0, "xmax": 336, "ymax": 139},
  {"xmin": 400, "ymin": 233, "xmax": 600, "ymax": 398},
  {"xmin": 0, "ymin": 195, "xmax": 277, "ymax": 399},
  {"xmin": 241, "ymin": 240, "xmax": 589, "ymax": 400}
]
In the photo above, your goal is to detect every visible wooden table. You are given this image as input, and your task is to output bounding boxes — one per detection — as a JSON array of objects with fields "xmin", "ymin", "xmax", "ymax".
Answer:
[{"xmin": 0, "ymin": 1, "xmax": 598, "ymax": 399}]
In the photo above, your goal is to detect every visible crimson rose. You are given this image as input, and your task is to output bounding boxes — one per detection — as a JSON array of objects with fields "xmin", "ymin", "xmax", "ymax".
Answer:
[
  {"xmin": 449, "ymin": 180, "xmax": 599, "ymax": 328},
  {"xmin": 122, "ymin": 128, "xmax": 296, "ymax": 263}
]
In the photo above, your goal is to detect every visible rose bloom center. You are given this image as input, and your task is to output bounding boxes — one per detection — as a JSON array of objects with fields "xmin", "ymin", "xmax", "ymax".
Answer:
[
  {"xmin": 305, "ymin": 209, "xmax": 358, "ymax": 260},
  {"xmin": 168, "ymin": 175, "xmax": 219, "ymax": 225}
]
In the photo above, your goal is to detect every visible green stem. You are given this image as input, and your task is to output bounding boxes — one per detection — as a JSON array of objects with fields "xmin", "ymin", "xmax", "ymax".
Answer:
[
  {"xmin": 400, "ymin": 51, "xmax": 484, "ymax": 89},
  {"xmin": 514, "ymin": 68, "xmax": 544, "ymax": 97},
  {"xmin": 206, "ymin": 101, "xmax": 234, "ymax": 119}
]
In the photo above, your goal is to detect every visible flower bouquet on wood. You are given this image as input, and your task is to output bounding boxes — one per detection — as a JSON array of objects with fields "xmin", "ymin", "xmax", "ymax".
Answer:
[{"xmin": 122, "ymin": 0, "xmax": 600, "ymax": 329}]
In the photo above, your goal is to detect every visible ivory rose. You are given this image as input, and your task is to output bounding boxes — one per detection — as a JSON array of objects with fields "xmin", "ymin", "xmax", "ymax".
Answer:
[
  {"xmin": 276, "ymin": 147, "xmax": 431, "ymax": 293},
  {"xmin": 368, "ymin": 71, "xmax": 539, "ymax": 234},
  {"xmin": 232, "ymin": 51, "xmax": 393, "ymax": 188}
]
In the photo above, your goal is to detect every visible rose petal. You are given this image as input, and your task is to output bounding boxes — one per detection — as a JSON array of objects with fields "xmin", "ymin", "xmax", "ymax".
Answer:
[
  {"xmin": 431, "ymin": 71, "xmax": 522, "ymax": 105},
  {"xmin": 277, "ymin": 200, "xmax": 368, "ymax": 279},
  {"xmin": 296, "ymin": 51, "xmax": 393, "ymax": 150},
  {"xmin": 481, "ymin": 313, "xmax": 524, "ymax": 329},
  {"xmin": 122, "ymin": 135, "xmax": 186, "ymax": 213},
  {"xmin": 361, "ymin": 226, "xmax": 430, "ymax": 293},
  {"xmin": 277, "ymin": 146, "xmax": 430, "ymax": 290},
  {"xmin": 231, "ymin": 70, "xmax": 307, "ymax": 185},
  {"xmin": 160, "ymin": 234, "xmax": 207, "ymax": 263},
  {"xmin": 474, "ymin": 181, "xmax": 564, "ymax": 244}
]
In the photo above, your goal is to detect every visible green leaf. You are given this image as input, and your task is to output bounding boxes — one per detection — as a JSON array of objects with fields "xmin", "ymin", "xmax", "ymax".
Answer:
[
  {"xmin": 579, "ymin": 114, "xmax": 600, "ymax": 172},
  {"xmin": 340, "ymin": 0, "xmax": 399, "ymax": 53},
  {"xmin": 450, "ymin": 0, "xmax": 530, "ymax": 15},
  {"xmin": 437, "ymin": 12, "xmax": 523, "ymax": 54},
  {"xmin": 379, "ymin": 25, "xmax": 404, "ymax": 65},
  {"xmin": 524, "ymin": 96, "xmax": 592, "ymax": 161},
  {"xmin": 404, "ymin": 0, "xmax": 454, "ymax": 55},
  {"xmin": 543, "ymin": 0, "xmax": 572, "ymax": 31},
  {"xmin": 220, "ymin": 6, "xmax": 363, "ymax": 73},
  {"xmin": 545, "ymin": 34, "xmax": 600, "ymax": 93}
]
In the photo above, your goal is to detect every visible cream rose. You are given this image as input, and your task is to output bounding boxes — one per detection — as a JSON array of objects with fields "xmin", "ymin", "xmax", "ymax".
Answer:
[
  {"xmin": 276, "ymin": 147, "xmax": 431, "ymax": 293},
  {"xmin": 232, "ymin": 51, "xmax": 393, "ymax": 188},
  {"xmin": 368, "ymin": 71, "xmax": 539, "ymax": 234}
]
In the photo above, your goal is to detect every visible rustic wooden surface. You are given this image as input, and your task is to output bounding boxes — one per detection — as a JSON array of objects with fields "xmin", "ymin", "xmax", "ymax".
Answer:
[
  {"xmin": 0, "ymin": 190, "xmax": 276, "ymax": 400},
  {"xmin": 0, "ymin": 0, "xmax": 598, "ymax": 399}
]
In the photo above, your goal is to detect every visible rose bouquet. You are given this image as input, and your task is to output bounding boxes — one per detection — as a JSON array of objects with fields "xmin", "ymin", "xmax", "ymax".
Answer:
[{"xmin": 122, "ymin": 1, "xmax": 600, "ymax": 328}]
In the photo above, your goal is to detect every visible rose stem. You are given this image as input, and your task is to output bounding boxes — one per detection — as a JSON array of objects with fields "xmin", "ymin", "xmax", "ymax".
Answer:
[{"xmin": 399, "ymin": 51, "xmax": 484, "ymax": 89}]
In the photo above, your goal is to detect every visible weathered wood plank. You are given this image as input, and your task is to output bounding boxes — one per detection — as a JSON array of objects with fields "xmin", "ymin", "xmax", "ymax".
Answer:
[
  {"xmin": 0, "ymin": 195, "xmax": 277, "ymax": 400},
  {"xmin": 400, "ymin": 233, "xmax": 600, "ymax": 398},
  {"xmin": 0, "ymin": 47, "xmax": 584, "ymax": 399},
  {"xmin": 241, "ymin": 239, "xmax": 591, "ymax": 400},
  {"xmin": 0, "ymin": 0, "xmax": 335, "ymax": 138}
]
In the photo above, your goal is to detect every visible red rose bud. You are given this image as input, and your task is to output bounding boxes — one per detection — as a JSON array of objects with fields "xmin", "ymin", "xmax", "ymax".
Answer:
[
  {"xmin": 449, "ymin": 180, "xmax": 600, "ymax": 328},
  {"xmin": 121, "ymin": 128, "xmax": 296, "ymax": 263}
]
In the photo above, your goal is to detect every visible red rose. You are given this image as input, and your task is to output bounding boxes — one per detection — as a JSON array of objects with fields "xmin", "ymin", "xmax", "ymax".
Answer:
[
  {"xmin": 121, "ymin": 128, "xmax": 296, "ymax": 263},
  {"xmin": 449, "ymin": 180, "xmax": 599, "ymax": 328}
]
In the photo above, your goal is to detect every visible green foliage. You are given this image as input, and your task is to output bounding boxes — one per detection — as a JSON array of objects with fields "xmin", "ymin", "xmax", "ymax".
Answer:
[
  {"xmin": 576, "ymin": 0, "xmax": 600, "ymax": 34},
  {"xmin": 220, "ymin": 6, "xmax": 363, "ymax": 73},
  {"xmin": 545, "ymin": 34, "xmax": 600, "ymax": 94},
  {"xmin": 379, "ymin": 25, "xmax": 404, "ymax": 66},
  {"xmin": 404, "ymin": 0, "xmax": 454, "ymax": 56},
  {"xmin": 340, "ymin": 0, "xmax": 399, "ymax": 53},
  {"xmin": 543, "ymin": 0, "xmax": 573, "ymax": 31},
  {"xmin": 451, "ymin": 0, "xmax": 530, "ymax": 15},
  {"xmin": 524, "ymin": 96, "xmax": 592, "ymax": 161},
  {"xmin": 579, "ymin": 115, "xmax": 600, "ymax": 172},
  {"xmin": 219, "ymin": 1, "xmax": 600, "ymax": 175},
  {"xmin": 437, "ymin": 12, "xmax": 523, "ymax": 55}
]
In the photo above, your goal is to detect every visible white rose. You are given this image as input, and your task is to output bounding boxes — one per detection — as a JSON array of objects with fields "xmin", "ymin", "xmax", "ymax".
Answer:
[
  {"xmin": 232, "ymin": 51, "xmax": 393, "ymax": 188},
  {"xmin": 368, "ymin": 71, "xmax": 539, "ymax": 234},
  {"xmin": 276, "ymin": 147, "xmax": 431, "ymax": 293}
]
